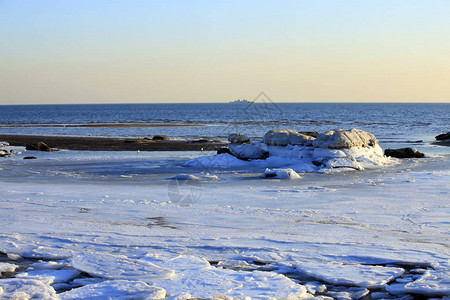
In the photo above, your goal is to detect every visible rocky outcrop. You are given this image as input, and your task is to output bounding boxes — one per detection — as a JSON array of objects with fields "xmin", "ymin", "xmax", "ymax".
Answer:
[
  {"xmin": 435, "ymin": 132, "xmax": 450, "ymax": 140},
  {"xmin": 25, "ymin": 142, "xmax": 55, "ymax": 151},
  {"xmin": 228, "ymin": 133, "xmax": 250, "ymax": 144},
  {"xmin": 263, "ymin": 129, "xmax": 315, "ymax": 146},
  {"xmin": 152, "ymin": 135, "xmax": 170, "ymax": 141},
  {"xmin": 312, "ymin": 129, "xmax": 378, "ymax": 149},
  {"xmin": 384, "ymin": 148, "xmax": 424, "ymax": 158}
]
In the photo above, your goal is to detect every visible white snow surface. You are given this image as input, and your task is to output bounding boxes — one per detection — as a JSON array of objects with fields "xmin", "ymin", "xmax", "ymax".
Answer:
[{"xmin": 0, "ymin": 148, "xmax": 449, "ymax": 298}]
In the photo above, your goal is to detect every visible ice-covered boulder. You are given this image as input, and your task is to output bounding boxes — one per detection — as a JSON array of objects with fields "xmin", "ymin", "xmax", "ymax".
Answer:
[
  {"xmin": 263, "ymin": 129, "xmax": 315, "ymax": 146},
  {"xmin": 313, "ymin": 129, "xmax": 378, "ymax": 149},
  {"xmin": 228, "ymin": 133, "xmax": 250, "ymax": 144},
  {"xmin": 229, "ymin": 143, "xmax": 268, "ymax": 160},
  {"xmin": 262, "ymin": 168, "xmax": 301, "ymax": 179}
]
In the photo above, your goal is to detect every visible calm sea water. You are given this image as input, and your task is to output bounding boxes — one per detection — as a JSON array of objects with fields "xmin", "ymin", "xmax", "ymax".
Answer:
[{"xmin": 1, "ymin": 103, "xmax": 449, "ymax": 154}]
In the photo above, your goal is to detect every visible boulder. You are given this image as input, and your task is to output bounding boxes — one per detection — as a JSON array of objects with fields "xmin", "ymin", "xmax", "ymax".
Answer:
[
  {"xmin": 23, "ymin": 156, "xmax": 37, "ymax": 160},
  {"xmin": 25, "ymin": 142, "xmax": 54, "ymax": 151},
  {"xmin": 0, "ymin": 150, "xmax": 10, "ymax": 157},
  {"xmin": 229, "ymin": 143, "xmax": 268, "ymax": 160},
  {"xmin": 263, "ymin": 129, "xmax": 315, "ymax": 146},
  {"xmin": 152, "ymin": 135, "xmax": 170, "ymax": 141},
  {"xmin": 385, "ymin": 148, "xmax": 424, "ymax": 158},
  {"xmin": 228, "ymin": 133, "xmax": 250, "ymax": 144},
  {"xmin": 312, "ymin": 129, "xmax": 378, "ymax": 149},
  {"xmin": 435, "ymin": 132, "xmax": 450, "ymax": 140},
  {"xmin": 217, "ymin": 147, "xmax": 232, "ymax": 155}
]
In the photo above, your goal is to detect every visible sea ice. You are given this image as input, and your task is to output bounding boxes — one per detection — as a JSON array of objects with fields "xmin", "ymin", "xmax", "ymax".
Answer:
[
  {"xmin": 294, "ymin": 262, "xmax": 404, "ymax": 288},
  {"xmin": 60, "ymin": 279, "xmax": 166, "ymax": 299},
  {"xmin": 16, "ymin": 268, "xmax": 81, "ymax": 285},
  {"xmin": 171, "ymin": 174, "xmax": 201, "ymax": 181},
  {"xmin": 71, "ymin": 252, "xmax": 175, "ymax": 281},
  {"xmin": 404, "ymin": 269, "xmax": 450, "ymax": 297},
  {"xmin": 0, "ymin": 278, "xmax": 58, "ymax": 299}
]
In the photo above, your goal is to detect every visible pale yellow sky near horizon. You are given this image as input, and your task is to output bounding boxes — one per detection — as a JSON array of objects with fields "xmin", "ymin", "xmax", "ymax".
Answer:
[{"xmin": 1, "ymin": 0, "xmax": 449, "ymax": 104}]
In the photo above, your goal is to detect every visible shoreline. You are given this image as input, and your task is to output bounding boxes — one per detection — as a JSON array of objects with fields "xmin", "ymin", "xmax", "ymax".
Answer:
[{"xmin": 0, "ymin": 134, "xmax": 225, "ymax": 151}]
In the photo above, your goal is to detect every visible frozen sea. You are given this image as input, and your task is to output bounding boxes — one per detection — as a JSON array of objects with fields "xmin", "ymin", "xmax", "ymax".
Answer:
[{"xmin": 0, "ymin": 102, "xmax": 449, "ymax": 299}]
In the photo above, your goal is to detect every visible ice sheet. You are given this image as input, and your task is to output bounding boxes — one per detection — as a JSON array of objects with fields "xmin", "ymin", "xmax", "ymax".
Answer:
[{"xmin": 0, "ymin": 150, "xmax": 448, "ymax": 298}]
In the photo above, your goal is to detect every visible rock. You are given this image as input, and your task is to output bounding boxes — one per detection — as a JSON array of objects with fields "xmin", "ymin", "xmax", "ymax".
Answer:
[
  {"xmin": 23, "ymin": 156, "xmax": 37, "ymax": 160},
  {"xmin": 229, "ymin": 143, "xmax": 269, "ymax": 160},
  {"xmin": 262, "ymin": 168, "xmax": 301, "ymax": 179},
  {"xmin": 217, "ymin": 147, "xmax": 232, "ymax": 155},
  {"xmin": 25, "ymin": 142, "xmax": 54, "ymax": 151},
  {"xmin": 312, "ymin": 129, "xmax": 378, "ymax": 149},
  {"xmin": 228, "ymin": 133, "xmax": 250, "ymax": 144},
  {"xmin": 385, "ymin": 148, "xmax": 424, "ymax": 158},
  {"xmin": 263, "ymin": 129, "xmax": 315, "ymax": 146},
  {"xmin": 152, "ymin": 135, "xmax": 170, "ymax": 141},
  {"xmin": 435, "ymin": 132, "xmax": 450, "ymax": 140}
]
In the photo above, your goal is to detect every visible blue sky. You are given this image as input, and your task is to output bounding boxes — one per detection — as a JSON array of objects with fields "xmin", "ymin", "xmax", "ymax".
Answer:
[{"xmin": 1, "ymin": 0, "xmax": 449, "ymax": 104}]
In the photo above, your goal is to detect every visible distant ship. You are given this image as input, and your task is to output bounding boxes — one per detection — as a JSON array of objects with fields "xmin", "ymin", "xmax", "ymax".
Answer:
[{"xmin": 229, "ymin": 99, "xmax": 253, "ymax": 104}]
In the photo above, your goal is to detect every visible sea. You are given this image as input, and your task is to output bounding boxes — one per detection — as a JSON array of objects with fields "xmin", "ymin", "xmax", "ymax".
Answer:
[{"xmin": 1, "ymin": 102, "xmax": 449, "ymax": 154}]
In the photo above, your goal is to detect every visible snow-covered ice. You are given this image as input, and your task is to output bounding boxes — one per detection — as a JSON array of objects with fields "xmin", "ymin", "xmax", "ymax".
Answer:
[{"xmin": 0, "ymin": 145, "xmax": 449, "ymax": 298}]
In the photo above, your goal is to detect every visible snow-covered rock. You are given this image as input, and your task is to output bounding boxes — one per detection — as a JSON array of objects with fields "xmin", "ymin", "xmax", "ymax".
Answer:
[
  {"xmin": 0, "ymin": 262, "xmax": 18, "ymax": 273},
  {"xmin": 262, "ymin": 168, "xmax": 301, "ymax": 179},
  {"xmin": 313, "ymin": 129, "xmax": 378, "ymax": 149},
  {"xmin": 229, "ymin": 143, "xmax": 268, "ymax": 160},
  {"xmin": 228, "ymin": 133, "xmax": 250, "ymax": 144},
  {"xmin": 264, "ymin": 129, "xmax": 315, "ymax": 146}
]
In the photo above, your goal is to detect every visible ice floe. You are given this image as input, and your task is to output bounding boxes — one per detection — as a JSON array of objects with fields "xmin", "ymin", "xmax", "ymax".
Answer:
[
  {"xmin": 60, "ymin": 279, "xmax": 167, "ymax": 299},
  {"xmin": 71, "ymin": 252, "xmax": 175, "ymax": 280},
  {"xmin": 294, "ymin": 262, "xmax": 405, "ymax": 288},
  {"xmin": 0, "ymin": 278, "xmax": 58, "ymax": 299}
]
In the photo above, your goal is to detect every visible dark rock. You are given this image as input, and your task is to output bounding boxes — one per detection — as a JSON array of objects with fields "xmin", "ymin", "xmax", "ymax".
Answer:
[
  {"xmin": 152, "ymin": 135, "xmax": 170, "ymax": 141},
  {"xmin": 299, "ymin": 131, "xmax": 320, "ymax": 138},
  {"xmin": 435, "ymin": 132, "xmax": 450, "ymax": 140},
  {"xmin": 23, "ymin": 156, "xmax": 37, "ymax": 159},
  {"xmin": 217, "ymin": 147, "xmax": 232, "ymax": 155},
  {"xmin": 385, "ymin": 148, "xmax": 424, "ymax": 158},
  {"xmin": 25, "ymin": 142, "xmax": 54, "ymax": 151}
]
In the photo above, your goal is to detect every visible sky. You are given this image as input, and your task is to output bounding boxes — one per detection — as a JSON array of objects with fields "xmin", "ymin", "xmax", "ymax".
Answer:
[{"xmin": 1, "ymin": 0, "xmax": 449, "ymax": 104}]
